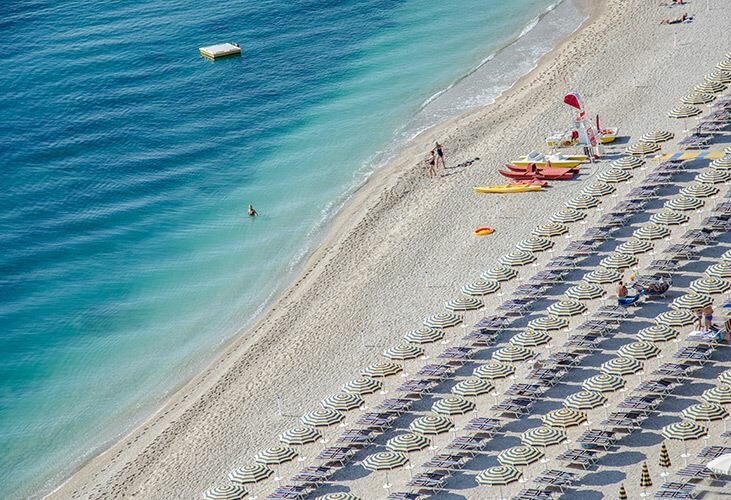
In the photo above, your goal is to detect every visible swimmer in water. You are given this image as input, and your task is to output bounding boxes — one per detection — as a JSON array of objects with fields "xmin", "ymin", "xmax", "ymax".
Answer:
[{"xmin": 247, "ymin": 204, "xmax": 258, "ymax": 217}]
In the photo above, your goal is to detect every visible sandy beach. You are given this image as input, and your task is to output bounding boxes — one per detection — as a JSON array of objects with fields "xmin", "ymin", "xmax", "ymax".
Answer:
[{"xmin": 50, "ymin": 0, "xmax": 731, "ymax": 498}]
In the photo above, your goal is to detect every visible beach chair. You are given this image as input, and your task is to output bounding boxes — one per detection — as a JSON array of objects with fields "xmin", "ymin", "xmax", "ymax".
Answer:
[
  {"xmin": 581, "ymin": 227, "xmax": 613, "ymax": 242},
  {"xmin": 643, "ymin": 173, "xmax": 674, "ymax": 186},
  {"xmin": 397, "ymin": 378, "xmax": 437, "ymax": 399},
  {"xmin": 416, "ymin": 363, "xmax": 455, "ymax": 379},
  {"xmin": 530, "ymin": 269, "xmax": 567, "ymax": 284},
  {"xmin": 336, "ymin": 429, "xmax": 376, "ymax": 447},
  {"xmin": 438, "ymin": 346, "xmax": 474, "ymax": 365},
  {"xmin": 387, "ymin": 493, "xmax": 423, "ymax": 500},
  {"xmin": 462, "ymin": 330, "xmax": 497, "ymax": 346},
  {"xmin": 612, "ymin": 199, "xmax": 646, "ymax": 214},
  {"xmin": 675, "ymin": 464, "xmax": 714, "ymax": 481},
  {"xmin": 533, "ymin": 469, "xmax": 577, "ymax": 493},
  {"xmin": 618, "ymin": 394, "xmax": 663, "ymax": 415},
  {"xmin": 617, "ymin": 294, "xmax": 642, "ymax": 307},
  {"xmin": 316, "ymin": 446, "xmax": 358, "ymax": 466},
  {"xmin": 697, "ymin": 446, "xmax": 731, "ymax": 461},
  {"xmin": 663, "ymin": 244, "xmax": 697, "ymax": 261},
  {"xmin": 513, "ymin": 488, "xmax": 555, "ymax": 499},
  {"xmin": 527, "ymin": 367, "xmax": 566, "ymax": 386},
  {"xmin": 545, "ymin": 257, "xmax": 578, "ymax": 270},
  {"xmin": 652, "ymin": 363, "xmax": 693, "ymax": 379},
  {"xmin": 505, "ymin": 383, "xmax": 545, "ymax": 397},
  {"xmin": 290, "ymin": 466, "xmax": 334, "ymax": 485},
  {"xmin": 576, "ymin": 429, "xmax": 617, "ymax": 450},
  {"xmin": 406, "ymin": 472, "xmax": 448, "ymax": 494},
  {"xmin": 564, "ymin": 241, "xmax": 598, "ymax": 255},
  {"xmin": 598, "ymin": 213, "xmax": 630, "ymax": 227},
  {"xmin": 422, "ymin": 453, "xmax": 467, "ymax": 472},
  {"xmin": 556, "ymin": 448, "xmax": 598, "ymax": 469},
  {"xmin": 673, "ymin": 345, "xmax": 713, "ymax": 365},
  {"xmin": 687, "ymin": 329, "xmax": 723, "ymax": 345},
  {"xmin": 681, "ymin": 229, "xmax": 716, "ymax": 246},
  {"xmin": 374, "ymin": 398, "xmax": 413, "ymax": 414},
  {"xmin": 546, "ymin": 351, "xmax": 582, "ymax": 367},
  {"xmin": 354, "ymin": 412, "xmax": 397, "ymax": 431},
  {"xmin": 634, "ymin": 378, "xmax": 677, "ymax": 395},
  {"xmin": 601, "ymin": 411, "xmax": 645, "ymax": 433},
  {"xmin": 490, "ymin": 397, "xmax": 534, "ymax": 417},
  {"xmin": 496, "ymin": 299, "xmax": 533, "ymax": 316},
  {"xmin": 267, "ymin": 484, "xmax": 311, "ymax": 499},
  {"xmin": 648, "ymin": 259, "xmax": 680, "ymax": 272},
  {"xmin": 473, "ymin": 314, "xmax": 511, "ymax": 330},
  {"xmin": 654, "ymin": 482, "xmax": 697, "ymax": 499},
  {"xmin": 446, "ymin": 435, "xmax": 488, "ymax": 456},
  {"xmin": 463, "ymin": 417, "xmax": 502, "ymax": 437},
  {"xmin": 577, "ymin": 319, "xmax": 616, "ymax": 335},
  {"xmin": 595, "ymin": 304, "xmax": 630, "ymax": 319},
  {"xmin": 566, "ymin": 334, "xmax": 600, "ymax": 352}
]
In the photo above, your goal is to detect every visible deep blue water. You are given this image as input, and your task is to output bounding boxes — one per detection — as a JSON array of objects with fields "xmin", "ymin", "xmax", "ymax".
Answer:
[{"xmin": 0, "ymin": 0, "xmax": 566, "ymax": 495}]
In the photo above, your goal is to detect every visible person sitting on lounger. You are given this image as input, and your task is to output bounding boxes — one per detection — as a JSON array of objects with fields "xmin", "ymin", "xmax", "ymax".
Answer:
[{"xmin": 616, "ymin": 282, "xmax": 628, "ymax": 298}]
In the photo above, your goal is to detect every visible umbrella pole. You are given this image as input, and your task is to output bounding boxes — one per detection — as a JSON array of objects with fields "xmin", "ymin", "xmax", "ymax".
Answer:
[{"xmin": 682, "ymin": 440, "xmax": 689, "ymax": 466}]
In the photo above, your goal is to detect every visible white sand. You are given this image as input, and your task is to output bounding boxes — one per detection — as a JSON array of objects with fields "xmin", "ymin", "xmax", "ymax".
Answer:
[{"xmin": 50, "ymin": 0, "xmax": 731, "ymax": 498}]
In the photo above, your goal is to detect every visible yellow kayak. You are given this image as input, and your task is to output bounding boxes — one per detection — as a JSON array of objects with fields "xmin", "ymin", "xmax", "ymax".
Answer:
[{"xmin": 474, "ymin": 184, "xmax": 542, "ymax": 194}]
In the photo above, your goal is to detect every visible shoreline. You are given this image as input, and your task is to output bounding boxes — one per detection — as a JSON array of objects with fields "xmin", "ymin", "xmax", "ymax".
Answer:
[
  {"xmin": 46, "ymin": 1, "xmax": 602, "ymax": 497},
  {"xmin": 48, "ymin": 0, "xmax": 731, "ymax": 497}
]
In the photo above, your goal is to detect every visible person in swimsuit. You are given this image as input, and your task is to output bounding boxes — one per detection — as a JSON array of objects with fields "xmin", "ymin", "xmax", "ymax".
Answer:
[
  {"xmin": 702, "ymin": 304, "xmax": 714, "ymax": 332},
  {"xmin": 426, "ymin": 150, "xmax": 437, "ymax": 177},
  {"xmin": 247, "ymin": 204, "xmax": 258, "ymax": 217},
  {"xmin": 434, "ymin": 142, "xmax": 445, "ymax": 170},
  {"xmin": 616, "ymin": 282, "xmax": 628, "ymax": 298}
]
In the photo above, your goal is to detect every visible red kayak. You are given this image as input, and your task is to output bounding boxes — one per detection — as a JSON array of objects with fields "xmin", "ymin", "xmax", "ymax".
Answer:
[
  {"xmin": 499, "ymin": 169, "xmax": 575, "ymax": 181},
  {"xmin": 505, "ymin": 163, "xmax": 578, "ymax": 174}
]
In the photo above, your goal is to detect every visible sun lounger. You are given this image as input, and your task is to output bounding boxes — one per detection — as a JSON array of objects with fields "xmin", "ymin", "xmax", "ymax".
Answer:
[
  {"xmin": 336, "ymin": 429, "xmax": 376, "ymax": 447},
  {"xmin": 291, "ymin": 466, "xmax": 334, "ymax": 485},
  {"xmin": 556, "ymin": 448, "xmax": 599, "ymax": 469},
  {"xmin": 474, "ymin": 315, "xmax": 511, "ymax": 330},
  {"xmin": 514, "ymin": 488, "xmax": 555, "ymax": 500},
  {"xmin": 416, "ymin": 363, "xmax": 455, "ymax": 379},
  {"xmin": 698, "ymin": 446, "xmax": 731, "ymax": 461},
  {"xmin": 527, "ymin": 367, "xmax": 566, "ymax": 386},
  {"xmin": 648, "ymin": 259, "xmax": 680, "ymax": 272},
  {"xmin": 463, "ymin": 417, "xmax": 502, "ymax": 436},
  {"xmin": 438, "ymin": 346, "xmax": 474, "ymax": 365},
  {"xmin": 505, "ymin": 383, "xmax": 545, "ymax": 397},
  {"xmin": 545, "ymin": 258, "xmax": 578, "ymax": 270},
  {"xmin": 397, "ymin": 379, "xmax": 438, "ymax": 399},
  {"xmin": 422, "ymin": 453, "xmax": 468, "ymax": 471},
  {"xmin": 462, "ymin": 330, "xmax": 498, "ymax": 346},
  {"xmin": 387, "ymin": 493, "xmax": 424, "ymax": 500},
  {"xmin": 577, "ymin": 429, "xmax": 617, "ymax": 450},
  {"xmin": 618, "ymin": 395, "xmax": 663, "ymax": 414},
  {"xmin": 267, "ymin": 485, "xmax": 311, "ymax": 499},
  {"xmin": 612, "ymin": 199, "xmax": 646, "ymax": 214},
  {"xmin": 406, "ymin": 472, "xmax": 448, "ymax": 493},
  {"xmin": 663, "ymin": 244, "xmax": 697, "ymax": 260},
  {"xmin": 566, "ymin": 334, "xmax": 600, "ymax": 352},
  {"xmin": 530, "ymin": 270, "xmax": 567, "ymax": 284},
  {"xmin": 547, "ymin": 351, "xmax": 582, "ymax": 367},
  {"xmin": 701, "ymin": 109, "xmax": 731, "ymax": 121},
  {"xmin": 681, "ymin": 229, "xmax": 716, "ymax": 245},
  {"xmin": 655, "ymin": 482, "xmax": 696, "ymax": 499},
  {"xmin": 617, "ymin": 294, "xmax": 642, "ymax": 307},
  {"xmin": 354, "ymin": 412, "xmax": 398, "ymax": 431},
  {"xmin": 673, "ymin": 345, "xmax": 713, "ymax": 364},
  {"xmin": 601, "ymin": 411, "xmax": 645, "ymax": 433},
  {"xmin": 687, "ymin": 329, "xmax": 722, "ymax": 345},
  {"xmin": 643, "ymin": 173, "xmax": 675, "ymax": 186},
  {"xmin": 628, "ymin": 185, "xmax": 659, "ymax": 197},
  {"xmin": 446, "ymin": 435, "xmax": 488, "ymax": 456},
  {"xmin": 595, "ymin": 304, "xmax": 630, "ymax": 318},
  {"xmin": 533, "ymin": 469, "xmax": 577, "ymax": 492},
  {"xmin": 374, "ymin": 398, "xmax": 413, "ymax": 414},
  {"xmin": 675, "ymin": 464, "xmax": 714, "ymax": 481},
  {"xmin": 491, "ymin": 397, "xmax": 534, "ymax": 416},
  {"xmin": 316, "ymin": 446, "xmax": 358, "ymax": 466},
  {"xmin": 678, "ymin": 135, "xmax": 712, "ymax": 149},
  {"xmin": 652, "ymin": 363, "xmax": 693, "ymax": 379},
  {"xmin": 497, "ymin": 299, "xmax": 534, "ymax": 316},
  {"xmin": 577, "ymin": 319, "xmax": 616, "ymax": 335},
  {"xmin": 695, "ymin": 120, "xmax": 727, "ymax": 132},
  {"xmin": 582, "ymin": 227, "xmax": 613, "ymax": 241},
  {"xmin": 634, "ymin": 378, "xmax": 677, "ymax": 395},
  {"xmin": 598, "ymin": 213, "xmax": 630, "ymax": 227}
]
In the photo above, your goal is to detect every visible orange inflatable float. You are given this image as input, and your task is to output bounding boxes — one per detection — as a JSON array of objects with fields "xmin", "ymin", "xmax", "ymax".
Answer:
[{"xmin": 473, "ymin": 227, "xmax": 495, "ymax": 236}]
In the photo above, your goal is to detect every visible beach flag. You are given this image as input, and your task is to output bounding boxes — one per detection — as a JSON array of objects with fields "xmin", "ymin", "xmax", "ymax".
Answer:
[
  {"xmin": 640, "ymin": 461, "xmax": 653, "ymax": 488},
  {"xmin": 619, "ymin": 483, "xmax": 628, "ymax": 500},
  {"xmin": 660, "ymin": 442, "xmax": 672, "ymax": 469}
]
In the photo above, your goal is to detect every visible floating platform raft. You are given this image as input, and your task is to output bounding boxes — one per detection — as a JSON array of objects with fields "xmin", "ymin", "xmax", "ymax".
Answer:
[{"xmin": 199, "ymin": 43, "xmax": 241, "ymax": 60}]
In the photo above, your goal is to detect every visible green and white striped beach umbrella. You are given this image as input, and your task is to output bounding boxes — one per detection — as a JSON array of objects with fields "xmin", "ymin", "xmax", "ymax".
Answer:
[
  {"xmin": 680, "ymin": 183, "xmax": 719, "ymax": 198},
  {"xmin": 342, "ymin": 377, "xmax": 383, "ymax": 395},
  {"xmin": 432, "ymin": 396, "xmax": 476, "ymax": 416},
  {"xmin": 601, "ymin": 356, "xmax": 643, "ymax": 376},
  {"xmin": 527, "ymin": 315, "xmax": 569, "ymax": 331},
  {"xmin": 671, "ymin": 293, "xmax": 713, "ymax": 310},
  {"xmin": 362, "ymin": 451, "xmax": 408, "ymax": 472},
  {"xmin": 516, "ymin": 237, "xmax": 554, "ymax": 253},
  {"xmin": 498, "ymin": 250, "xmax": 537, "ymax": 267},
  {"xmin": 566, "ymin": 283, "xmax": 606, "ymax": 300},
  {"xmin": 547, "ymin": 299, "xmax": 587, "ymax": 317},
  {"xmin": 451, "ymin": 377, "xmax": 494, "ymax": 397},
  {"xmin": 461, "ymin": 279, "xmax": 500, "ymax": 296},
  {"xmin": 550, "ymin": 208, "xmax": 586, "ymax": 223},
  {"xmin": 316, "ymin": 494, "xmax": 361, "ymax": 500},
  {"xmin": 662, "ymin": 421, "xmax": 708, "ymax": 441},
  {"xmin": 711, "ymin": 157, "xmax": 731, "ymax": 170},
  {"xmin": 584, "ymin": 267, "xmax": 622, "ymax": 284},
  {"xmin": 320, "ymin": 394, "xmax": 364, "ymax": 412},
  {"xmin": 404, "ymin": 327, "xmax": 444, "ymax": 344},
  {"xmin": 641, "ymin": 130, "xmax": 674, "ymax": 143},
  {"xmin": 664, "ymin": 196, "xmax": 704, "ymax": 211},
  {"xmin": 482, "ymin": 266, "xmax": 518, "ymax": 282},
  {"xmin": 650, "ymin": 210, "xmax": 689, "ymax": 226},
  {"xmin": 531, "ymin": 222, "xmax": 569, "ymax": 238},
  {"xmin": 542, "ymin": 408, "xmax": 587, "ymax": 428},
  {"xmin": 255, "ymin": 447, "xmax": 298, "ymax": 466},
  {"xmin": 409, "ymin": 415, "xmax": 454, "ymax": 435},
  {"xmin": 655, "ymin": 309, "xmax": 697, "ymax": 327},
  {"xmin": 583, "ymin": 373, "xmax": 626, "ymax": 393},
  {"xmin": 682, "ymin": 92, "xmax": 715, "ymax": 105},
  {"xmin": 510, "ymin": 329, "xmax": 551, "ymax": 348},
  {"xmin": 696, "ymin": 169, "xmax": 731, "ymax": 184},
  {"xmin": 617, "ymin": 341, "xmax": 661, "ymax": 360},
  {"xmin": 476, "ymin": 465, "xmax": 522, "ymax": 486},
  {"xmin": 718, "ymin": 59, "xmax": 731, "ymax": 72},
  {"xmin": 600, "ymin": 253, "xmax": 639, "ymax": 269},
  {"xmin": 564, "ymin": 391, "xmax": 607, "ymax": 410},
  {"xmin": 386, "ymin": 433, "xmax": 430, "ymax": 453},
  {"xmin": 473, "ymin": 361, "xmax": 515, "ymax": 379},
  {"xmin": 203, "ymin": 486, "xmax": 248, "ymax": 500},
  {"xmin": 229, "ymin": 464, "xmax": 273, "ymax": 485},
  {"xmin": 705, "ymin": 70, "xmax": 731, "ymax": 83},
  {"xmin": 612, "ymin": 156, "xmax": 645, "ymax": 170},
  {"xmin": 707, "ymin": 262, "xmax": 731, "ymax": 279},
  {"xmin": 497, "ymin": 446, "xmax": 543, "ymax": 466},
  {"xmin": 446, "ymin": 297, "xmax": 483, "ymax": 311},
  {"xmin": 582, "ymin": 181, "xmax": 616, "ymax": 197},
  {"xmin": 361, "ymin": 362, "xmax": 403, "ymax": 378},
  {"xmin": 423, "ymin": 312, "xmax": 463, "ymax": 328},
  {"xmin": 301, "ymin": 409, "xmax": 345, "ymax": 427},
  {"xmin": 597, "ymin": 168, "xmax": 633, "ymax": 183},
  {"xmin": 617, "ymin": 239, "xmax": 654, "ymax": 255},
  {"xmin": 719, "ymin": 369, "xmax": 731, "ymax": 386},
  {"xmin": 633, "ymin": 224, "xmax": 671, "ymax": 240},
  {"xmin": 702, "ymin": 385, "xmax": 731, "ymax": 405},
  {"xmin": 492, "ymin": 345, "xmax": 534, "ymax": 363},
  {"xmin": 668, "ymin": 105, "xmax": 702, "ymax": 118},
  {"xmin": 682, "ymin": 403, "xmax": 729, "ymax": 422},
  {"xmin": 724, "ymin": 250, "xmax": 731, "ymax": 262},
  {"xmin": 626, "ymin": 142, "xmax": 660, "ymax": 156},
  {"xmin": 689, "ymin": 277, "xmax": 730, "ymax": 295},
  {"xmin": 695, "ymin": 81, "xmax": 727, "ymax": 93},
  {"xmin": 566, "ymin": 194, "xmax": 600, "ymax": 210},
  {"xmin": 637, "ymin": 325, "xmax": 680, "ymax": 343},
  {"xmin": 279, "ymin": 426, "xmax": 323, "ymax": 445},
  {"xmin": 383, "ymin": 344, "xmax": 424, "ymax": 361},
  {"xmin": 521, "ymin": 426, "xmax": 567, "ymax": 447}
]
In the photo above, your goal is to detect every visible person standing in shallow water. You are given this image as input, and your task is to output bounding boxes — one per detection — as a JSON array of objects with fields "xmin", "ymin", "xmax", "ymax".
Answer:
[{"xmin": 247, "ymin": 204, "xmax": 258, "ymax": 217}]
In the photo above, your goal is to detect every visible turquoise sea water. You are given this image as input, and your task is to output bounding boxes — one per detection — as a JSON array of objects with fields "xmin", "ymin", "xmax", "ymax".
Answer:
[{"xmin": 0, "ymin": 0, "xmax": 577, "ymax": 496}]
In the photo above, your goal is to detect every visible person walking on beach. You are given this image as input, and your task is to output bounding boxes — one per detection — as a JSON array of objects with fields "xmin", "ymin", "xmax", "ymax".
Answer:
[
  {"xmin": 425, "ymin": 150, "xmax": 437, "ymax": 177},
  {"xmin": 434, "ymin": 142, "xmax": 446, "ymax": 170},
  {"xmin": 247, "ymin": 204, "xmax": 258, "ymax": 217}
]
